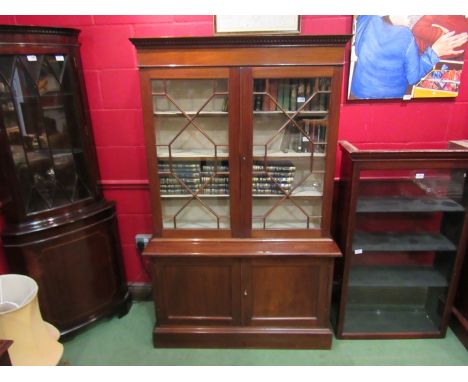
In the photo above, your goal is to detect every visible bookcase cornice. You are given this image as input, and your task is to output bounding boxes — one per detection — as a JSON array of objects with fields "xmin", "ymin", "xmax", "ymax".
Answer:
[{"xmin": 130, "ymin": 34, "xmax": 352, "ymax": 49}]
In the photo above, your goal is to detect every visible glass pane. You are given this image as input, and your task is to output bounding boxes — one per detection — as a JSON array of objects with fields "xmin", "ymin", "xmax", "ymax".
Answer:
[
  {"xmin": 0, "ymin": 56, "xmax": 15, "ymax": 86},
  {"xmin": 153, "ymin": 78, "xmax": 230, "ymax": 230},
  {"xmin": 1, "ymin": 54, "xmax": 92, "ymax": 215},
  {"xmin": 343, "ymin": 167, "xmax": 467, "ymax": 334},
  {"xmin": 38, "ymin": 57, "xmax": 61, "ymax": 95},
  {"xmin": 252, "ymin": 76, "xmax": 331, "ymax": 230},
  {"xmin": 45, "ymin": 55, "xmax": 67, "ymax": 86}
]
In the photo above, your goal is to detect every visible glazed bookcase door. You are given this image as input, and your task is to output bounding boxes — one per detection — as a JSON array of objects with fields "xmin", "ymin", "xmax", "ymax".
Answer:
[
  {"xmin": 144, "ymin": 68, "xmax": 236, "ymax": 234},
  {"xmin": 248, "ymin": 67, "xmax": 338, "ymax": 235},
  {"xmin": 341, "ymin": 163, "xmax": 468, "ymax": 336},
  {"xmin": 0, "ymin": 53, "xmax": 93, "ymax": 217}
]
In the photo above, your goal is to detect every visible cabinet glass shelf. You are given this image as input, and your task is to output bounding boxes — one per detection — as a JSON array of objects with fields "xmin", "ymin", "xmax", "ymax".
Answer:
[
  {"xmin": 343, "ymin": 305, "xmax": 440, "ymax": 334},
  {"xmin": 352, "ymin": 232, "xmax": 457, "ymax": 252},
  {"xmin": 348, "ymin": 265, "xmax": 448, "ymax": 288},
  {"xmin": 356, "ymin": 196, "xmax": 465, "ymax": 213}
]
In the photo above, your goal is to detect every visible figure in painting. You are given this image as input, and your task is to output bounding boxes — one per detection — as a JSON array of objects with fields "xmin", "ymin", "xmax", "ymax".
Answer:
[
  {"xmin": 412, "ymin": 15, "xmax": 468, "ymax": 61},
  {"xmin": 349, "ymin": 15, "xmax": 468, "ymax": 99}
]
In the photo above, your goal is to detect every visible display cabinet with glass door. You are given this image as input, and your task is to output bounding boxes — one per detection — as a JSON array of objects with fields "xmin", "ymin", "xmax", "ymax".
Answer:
[
  {"xmin": 0, "ymin": 25, "xmax": 130, "ymax": 335},
  {"xmin": 132, "ymin": 35, "xmax": 350, "ymax": 349},
  {"xmin": 334, "ymin": 141, "xmax": 468, "ymax": 339}
]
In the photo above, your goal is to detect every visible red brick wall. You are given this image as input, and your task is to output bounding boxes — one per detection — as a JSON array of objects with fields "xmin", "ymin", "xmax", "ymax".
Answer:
[{"xmin": 0, "ymin": 15, "xmax": 467, "ymax": 281}]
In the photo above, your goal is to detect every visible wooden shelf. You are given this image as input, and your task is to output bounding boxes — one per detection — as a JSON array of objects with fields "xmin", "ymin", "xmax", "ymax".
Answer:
[
  {"xmin": 252, "ymin": 148, "xmax": 325, "ymax": 158},
  {"xmin": 154, "ymin": 111, "xmax": 228, "ymax": 116},
  {"xmin": 253, "ymin": 110, "xmax": 328, "ymax": 116},
  {"xmin": 348, "ymin": 266, "xmax": 448, "ymax": 288},
  {"xmin": 157, "ymin": 148, "xmax": 229, "ymax": 158},
  {"xmin": 161, "ymin": 187, "xmax": 323, "ymax": 199},
  {"xmin": 162, "ymin": 221, "xmax": 230, "ymax": 229},
  {"xmin": 357, "ymin": 196, "xmax": 465, "ymax": 213},
  {"xmin": 253, "ymin": 188, "xmax": 322, "ymax": 198},
  {"xmin": 157, "ymin": 148, "xmax": 324, "ymax": 159},
  {"xmin": 352, "ymin": 232, "xmax": 457, "ymax": 252},
  {"xmin": 252, "ymin": 221, "xmax": 321, "ymax": 229},
  {"xmin": 161, "ymin": 194, "xmax": 229, "ymax": 198}
]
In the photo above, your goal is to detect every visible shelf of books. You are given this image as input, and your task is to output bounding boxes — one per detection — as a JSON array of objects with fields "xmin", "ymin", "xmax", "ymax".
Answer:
[{"xmin": 253, "ymin": 78, "xmax": 331, "ymax": 113}]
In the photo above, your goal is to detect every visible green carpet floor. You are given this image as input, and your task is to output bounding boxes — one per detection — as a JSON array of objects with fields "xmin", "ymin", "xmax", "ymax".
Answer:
[{"xmin": 61, "ymin": 301, "xmax": 468, "ymax": 366}]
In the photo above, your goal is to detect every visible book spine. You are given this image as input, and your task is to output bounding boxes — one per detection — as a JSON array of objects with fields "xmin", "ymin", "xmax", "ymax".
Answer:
[
  {"xmin": 269, "ymin": 80, "xmax": 278, "ymax": 111},
  {"xmin": 290, "ymin": 80, "xmax": 297, "ymax": 111},
  {"xmin": 297, "ymin": 79, "xmax": 306, "ymax": 111},
  {"xmin": 284, "ymin": 80, "xmax": 291, "ymax": 111},
  {"xmin": 277, "ymin": 80, "xmax": 284, "ymax": 111}
]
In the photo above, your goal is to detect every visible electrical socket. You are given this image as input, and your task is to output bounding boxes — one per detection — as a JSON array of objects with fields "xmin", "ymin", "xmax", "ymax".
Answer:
[{"xmin": 135, "ymin": 234, "xmax": 152, "ymax": 251}]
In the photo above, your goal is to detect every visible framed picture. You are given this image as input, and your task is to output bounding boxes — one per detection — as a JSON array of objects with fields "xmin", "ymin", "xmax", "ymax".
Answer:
[
  {"xmin": 214, "ymin": 15, "xmax": 300, "ymax": 35},
  {"xmin": 348, "ymin": 15, "xmax": 468, "ymax": 100}
]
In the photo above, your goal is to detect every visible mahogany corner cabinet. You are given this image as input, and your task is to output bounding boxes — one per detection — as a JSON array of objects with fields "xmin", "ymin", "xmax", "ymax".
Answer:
[
  {"xmin": 334, "ymin": 141, "xmax": 468, "ymax": 339},
  {"xmin": 131, "ymin": 34, "xmax": 351, "ymax": 348},
  {"xmin": 0, "ymin": 25, "xmax": 131, "ymax": 336}
]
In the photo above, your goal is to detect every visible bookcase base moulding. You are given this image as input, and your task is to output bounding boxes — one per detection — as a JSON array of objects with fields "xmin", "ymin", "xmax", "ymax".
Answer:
[{"xmin": 144, "ymin": 238, "xmax": 340, "ymax": 349}]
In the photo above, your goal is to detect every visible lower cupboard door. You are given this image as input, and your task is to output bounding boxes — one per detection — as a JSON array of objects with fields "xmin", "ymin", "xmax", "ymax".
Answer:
[
  {"xmin": 153, "ymin": 257, "xmax": 242, "ymax": 326},
  {"xmin": 241, "ymin": 257, "xmax": 333, "ymax": 327}
]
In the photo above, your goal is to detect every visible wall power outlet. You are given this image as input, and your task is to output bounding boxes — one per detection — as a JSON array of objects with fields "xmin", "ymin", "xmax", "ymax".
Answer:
[{"xmin": 135, "ymin": 234, "xmax": 152, "ymax": 251}]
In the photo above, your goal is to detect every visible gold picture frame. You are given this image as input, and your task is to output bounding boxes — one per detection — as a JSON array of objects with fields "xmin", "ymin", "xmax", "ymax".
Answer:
[{"xmin": 214, "ymin": 15, "xmax": 300, "ymax": 35}]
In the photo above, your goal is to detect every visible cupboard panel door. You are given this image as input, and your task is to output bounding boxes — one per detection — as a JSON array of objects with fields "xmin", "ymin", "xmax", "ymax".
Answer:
[
  {"xmin": 242, "ymin": 257, "xmax": 333, "ymax": 327},
  {"xmin": 153, "ymin": 257, "xmax": 242, "ymax": 326}
]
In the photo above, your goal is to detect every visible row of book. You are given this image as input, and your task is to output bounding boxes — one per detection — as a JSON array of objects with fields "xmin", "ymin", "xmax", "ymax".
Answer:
[
  {"xmin": 158, "ymin": 160, "xmax": 296, "ymax": 196},
  {"xmin": 158, "ymin": 161, "xmax": 229, "ymax": 195},
  {"xmin": 254, "ymin": 78, "xmax": 331, "ymax": 112},
  {"xmin": 280, "ymin": 119, "xmax": 327, "ymax": 154},
  {"xmin": 252, "ymin": 160, "xmax": 295, "ymax": 195}
]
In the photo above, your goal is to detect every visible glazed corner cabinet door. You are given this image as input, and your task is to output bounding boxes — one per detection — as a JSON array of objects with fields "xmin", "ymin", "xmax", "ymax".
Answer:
[
  {"xmin": 0, "ymin": 25, "xmax": 131, "ymax": 335},
  {"xmin": 131, "ymin": 35, "xmax": 350, "ymax": 348},
  {"xmin": 334, "ymin": 141, "xmax": 468, "ymax": 339}
]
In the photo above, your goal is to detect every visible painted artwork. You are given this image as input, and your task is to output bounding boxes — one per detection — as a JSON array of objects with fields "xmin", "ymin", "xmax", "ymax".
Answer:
[{"xmin": 348, "ymin": 16, "xmax": 468, "ymax": 100}]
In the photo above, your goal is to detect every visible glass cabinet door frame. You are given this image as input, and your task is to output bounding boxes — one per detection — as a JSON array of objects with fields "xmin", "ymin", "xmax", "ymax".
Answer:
[
  {"xmin": 336, "ymin": 142, "xmax": 468, "ymax": 338},
  {"xmin": 139, "ymin": 67, "xmax": 240, "ymax": 237},
  {"xmin": 0, "ymin": 43, "xmax": 100, "ymax": 223},
  {"xmin": 140, "ymin": 65, "xmax": 343, "ymax": 238},
  {"xmin": 244, "ymin": 66, "xmax": 342, "ymax": 238}
]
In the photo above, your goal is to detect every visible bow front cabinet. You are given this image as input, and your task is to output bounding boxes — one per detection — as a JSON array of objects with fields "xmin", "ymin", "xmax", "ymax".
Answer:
[{"xmin": 0, "ymin": 25, "xmax": 130, "ymax": 335}]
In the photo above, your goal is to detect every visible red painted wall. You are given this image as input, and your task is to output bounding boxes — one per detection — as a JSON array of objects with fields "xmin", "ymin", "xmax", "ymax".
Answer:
[{"xmin": 0, "ymin": 15, "xmax": 467, "ymax": 282}]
